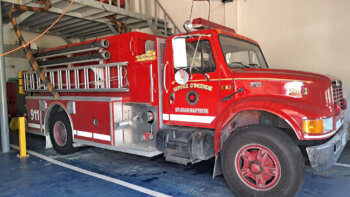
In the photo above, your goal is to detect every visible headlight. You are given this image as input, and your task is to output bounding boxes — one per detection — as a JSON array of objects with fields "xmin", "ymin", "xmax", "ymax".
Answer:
[
  {"xmin": 302, "ymin": 117, "xmax": 333, "ymax": 134},
  {"xmin": 323, "ymin": 117, "xmax": 333, "ymax": 133}
]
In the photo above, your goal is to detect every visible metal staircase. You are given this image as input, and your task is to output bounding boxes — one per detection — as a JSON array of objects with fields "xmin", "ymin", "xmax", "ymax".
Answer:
[{"xmin": 1, "ymin": 0, "xmax": 181, "ymax": 39}]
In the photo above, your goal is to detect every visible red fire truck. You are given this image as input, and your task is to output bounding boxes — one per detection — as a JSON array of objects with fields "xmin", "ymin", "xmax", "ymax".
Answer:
[{"xmin": 22, "ymin": 18, "xmax": 348, "ymax": 196}]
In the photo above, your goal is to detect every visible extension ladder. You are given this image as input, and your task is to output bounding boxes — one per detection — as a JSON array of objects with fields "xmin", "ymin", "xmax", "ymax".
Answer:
[{"xmin": 23, "ymin": 62, "xmax": 129, "ymax": 92}]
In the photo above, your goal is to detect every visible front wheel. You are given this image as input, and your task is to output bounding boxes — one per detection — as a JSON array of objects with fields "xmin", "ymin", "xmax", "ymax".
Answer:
[
  {"xmin": 221, "ymin": 125, "xmax": 305, "ymax": 197},
  {"xmin": 49, "ymin": 112, "xmax": 76, "ymax": 155}
]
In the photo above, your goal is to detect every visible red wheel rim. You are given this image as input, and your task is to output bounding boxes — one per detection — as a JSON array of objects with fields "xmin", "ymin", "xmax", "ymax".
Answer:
[
  {"xmin": 53, "ymin": 121, "xmax": 67, "ymax": 146},
  {"xmin": 235, "ymin": 144, "xmax": 281, "ymax": 191}
]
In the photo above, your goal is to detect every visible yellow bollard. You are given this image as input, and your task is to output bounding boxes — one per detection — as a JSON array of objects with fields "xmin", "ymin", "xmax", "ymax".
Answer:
[
  {"xmin": 18, "ymin": 117, "xmax": 29, "ymax": 158},
  {"xmin": 18, "ymin": 70, "xmax": 27, "ymax": 95}
]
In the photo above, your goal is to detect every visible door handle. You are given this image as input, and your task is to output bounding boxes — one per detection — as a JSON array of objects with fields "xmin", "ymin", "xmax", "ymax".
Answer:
[
  {"xmin": 129, "ymin": 37, "xmax": 134, "ymax": 56},
  {"xmin": 163, "ymin": 61, "xmax": 169, "ymax": 93}
]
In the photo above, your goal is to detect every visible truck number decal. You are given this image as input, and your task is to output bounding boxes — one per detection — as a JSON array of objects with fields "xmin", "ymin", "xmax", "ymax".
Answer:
[{"xmin": 30, "ymin": 109, "xmax": 40, "ymax": 121}]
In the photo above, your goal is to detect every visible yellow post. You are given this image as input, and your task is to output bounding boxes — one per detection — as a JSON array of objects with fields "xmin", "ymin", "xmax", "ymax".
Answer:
[
  {"xmin": 18, "ymin": 117, "xmax": 28, "ymax": 158},
  {"xmin": 18, "ymin": 70, "xmax": 26, "ymax": 95}
]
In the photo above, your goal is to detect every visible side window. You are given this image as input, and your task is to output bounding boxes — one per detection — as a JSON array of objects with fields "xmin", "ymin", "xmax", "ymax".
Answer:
[{"xmin": 186, "ymin": 40, "xmax": 216, "ymax": 73}]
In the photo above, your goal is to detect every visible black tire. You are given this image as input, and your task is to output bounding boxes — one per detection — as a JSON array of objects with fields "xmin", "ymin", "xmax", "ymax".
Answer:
[
  {"xmin": 49, "ymin": 111, "xmax": 76, "ymax": 155},
  {"xmin": 221, "ymin": 125, "xmax": 305, "ymax": 197}
]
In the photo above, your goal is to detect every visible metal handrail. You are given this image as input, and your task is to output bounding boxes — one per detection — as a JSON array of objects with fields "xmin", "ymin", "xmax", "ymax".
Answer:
[
  {"xmin": 157, "ymin": 0, "xmax": 182, "ymax": 34},
  {"xmin": 100, "ymin": 0, "xmax": 181, "ymax": 35},
  {"xmin": 153, "ymin": 0, "xmax": 182, "ymax": 35}
]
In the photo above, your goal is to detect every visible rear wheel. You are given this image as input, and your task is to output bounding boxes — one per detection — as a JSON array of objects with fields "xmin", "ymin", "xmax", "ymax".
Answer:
[
  {"xmin": 221, "ymin": 125, "xmax": 305, "ymax": 197},
  {"xmin": 49, "ymin": 112, "xmax": 76, "ymax": 155}
]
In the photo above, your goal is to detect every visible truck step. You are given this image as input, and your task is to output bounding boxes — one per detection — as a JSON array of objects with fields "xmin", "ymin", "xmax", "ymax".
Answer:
[
  {"xmin": 168, "ymin": 137, "xmax": 189, "ymax": 144},
  {"xmin": 156, "ymin": 126, "xmax": 215, "ymax": 165},
  {"xmin": 165, "ymin": 154, "xmax": 191, "ymax": 165},
  {"xmin": 114, "ymin": 144, "xmax": 163, "ymax": 157},
  {"xmin": 166, "ymin": 138, "xmax": 190, "ymax": 154}
]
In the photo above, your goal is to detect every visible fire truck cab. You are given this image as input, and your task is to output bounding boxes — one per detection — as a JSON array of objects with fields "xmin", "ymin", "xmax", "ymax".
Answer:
[{"xmin": 23, "ymin": 18, "xmax": 348, "ymax": 196}]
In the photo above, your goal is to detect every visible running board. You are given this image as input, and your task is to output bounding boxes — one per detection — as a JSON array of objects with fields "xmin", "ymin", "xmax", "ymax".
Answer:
[{"xmin": 74, "ymin": 139, "xmax": 162, "ymax": 157}]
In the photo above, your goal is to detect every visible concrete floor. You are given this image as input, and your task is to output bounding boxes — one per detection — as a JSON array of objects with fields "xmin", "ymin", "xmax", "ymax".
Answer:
[{"xmin": 1, "ymin": 133, "xmax": 350, "ymax": 197}]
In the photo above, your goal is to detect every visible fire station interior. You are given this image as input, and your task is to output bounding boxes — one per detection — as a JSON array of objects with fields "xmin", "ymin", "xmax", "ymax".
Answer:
[{"xmin": 1, "ymin": 0, "xmax": 350, "ymax": 197}]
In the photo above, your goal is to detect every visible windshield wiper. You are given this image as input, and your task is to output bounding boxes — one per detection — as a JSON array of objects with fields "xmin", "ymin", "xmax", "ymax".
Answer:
[
  {"xmin": 249, "ymin": 63, "xmax": 262, "ymax": 68},
  {"xmin": 231, "ymin": 62, "xmax": 250, "ymax": 68}
]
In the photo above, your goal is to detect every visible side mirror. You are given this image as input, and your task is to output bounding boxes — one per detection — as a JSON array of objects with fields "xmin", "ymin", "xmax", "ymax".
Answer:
[
  {"xmin": 175, "ymin": 69, "xmax": 189, "ymax": 85},
  {"xmin": 172, "ymin": 38, "xmax": 187, "ymax": 69}
]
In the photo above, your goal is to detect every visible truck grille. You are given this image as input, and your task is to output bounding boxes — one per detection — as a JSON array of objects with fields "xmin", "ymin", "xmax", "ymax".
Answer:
[{"xmin": 332, "ymin": 80, "xmax": 344, "ymax": 107}]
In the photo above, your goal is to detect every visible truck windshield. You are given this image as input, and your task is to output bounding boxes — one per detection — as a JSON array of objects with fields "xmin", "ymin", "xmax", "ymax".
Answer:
[{"xmin": 219, "ymin": 35, "xmax": 268, "ymax": 69}]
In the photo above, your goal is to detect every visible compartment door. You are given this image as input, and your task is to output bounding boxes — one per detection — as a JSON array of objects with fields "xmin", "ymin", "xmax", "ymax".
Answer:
[
  {"xmin": 73, "ymin": 101, "xmax": 112, "ymax": 145},
  {"xmin": 72, "ymin": 101, "xmax": 94, "ymax": 141},
  {"xmin": 91, "ymin": 102, "xmax": 112, "ymax": 145}
]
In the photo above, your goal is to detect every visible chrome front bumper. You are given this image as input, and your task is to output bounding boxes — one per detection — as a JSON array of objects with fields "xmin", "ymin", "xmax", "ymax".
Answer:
[{"xmin": 306, "ymin": 123, "xmax": 348, "ymax": 170}]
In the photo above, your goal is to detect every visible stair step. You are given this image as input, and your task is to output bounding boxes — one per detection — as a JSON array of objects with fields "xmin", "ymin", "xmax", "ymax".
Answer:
[
  {"xmin": 157, "ymin": 28, "xmax": 172, "ymax": 34},
  {"xmin": 128, "ymin": 21, "xmax": 149, "ymax": 29},
  {"xmin": 151, "ymin": 18, "xmax": 166, "ymax": 24},
  {"xmin": 153, "ymin": 22, "xmax": 173, "ymax": 30},
  {"xmin": 156, "ymin": 26, "xmax": 172, "ymax": 32}
]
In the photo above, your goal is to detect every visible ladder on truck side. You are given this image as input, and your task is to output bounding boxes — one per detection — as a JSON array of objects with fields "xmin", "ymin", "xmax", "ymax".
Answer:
[{"xmin": 23, "ymin": 62, "xmax": 129, "ymax": 92}]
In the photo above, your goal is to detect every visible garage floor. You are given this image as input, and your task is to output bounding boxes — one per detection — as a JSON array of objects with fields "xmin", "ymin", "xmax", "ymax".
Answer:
[{"xmin": 2, "ymin": 134, "xmax": 350, "ymax": 197}]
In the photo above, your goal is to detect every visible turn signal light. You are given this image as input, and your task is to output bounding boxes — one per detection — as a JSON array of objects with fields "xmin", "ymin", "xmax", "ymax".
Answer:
[
  {"xmin": 343, "ymin": 99, "xmax": 347, "ymax": 110},
  {"xmin": 335, "ymin": 104, "xmax": 341, "ymax": 115},
  {"xmin": 302, "ymin": 119, "xmax": 324, "ymax": 134}
]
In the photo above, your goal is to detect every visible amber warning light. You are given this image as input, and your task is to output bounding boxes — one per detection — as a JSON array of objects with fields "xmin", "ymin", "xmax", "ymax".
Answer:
[{"xmin": 192, "ymin": 18, "xmax": 236, "ymax": 33}]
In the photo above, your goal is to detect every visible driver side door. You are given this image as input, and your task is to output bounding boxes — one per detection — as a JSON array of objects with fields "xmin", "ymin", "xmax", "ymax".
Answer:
[{"xmin": 164, "ymin": 38, "xmax": 220, "ymax": 127}]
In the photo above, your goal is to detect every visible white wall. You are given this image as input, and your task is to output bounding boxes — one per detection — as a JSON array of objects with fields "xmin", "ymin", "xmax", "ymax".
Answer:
[
  {"xmin": 2, "ymin": 29, "xmax": 71, "ymax": 80},
  {"xmin": 4, "ymin": 57, "xmax": 29, "ymax": 80},
  {"xmin": 158, "ymin": 0, "xmax": 226, "ymax": 31},
  {"xmin": 3, "ymin": 30, "xmax": 69, "ymax": 48},
  {"xmin": 234, "ymin": 0, "xmax": 350, "ymax": 122},
  {"xmin": 224, "ymin": 1, "xmax": 237, "ymax": 29}
]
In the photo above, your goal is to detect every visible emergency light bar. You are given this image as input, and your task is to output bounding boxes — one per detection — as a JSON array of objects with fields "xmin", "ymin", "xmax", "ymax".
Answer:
[{"xmin": 192, "ymin": 18, "xmax": 236, "ymax": 33}]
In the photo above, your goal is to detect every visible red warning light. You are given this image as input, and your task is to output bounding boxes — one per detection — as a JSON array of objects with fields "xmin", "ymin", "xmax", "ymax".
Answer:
[{"xmin": 192, "ymin": 18, "xmax": 236, "ymax": 33}]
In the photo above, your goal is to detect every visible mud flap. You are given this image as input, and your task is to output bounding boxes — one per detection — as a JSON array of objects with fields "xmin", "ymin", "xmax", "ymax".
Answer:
[
  {"xmin": 45, "ymin": 134, "xmax": 53, "ymax": 149},
  {"xmin": 212, "ymin": 153, "xmax": 223, "ymax": 178}
]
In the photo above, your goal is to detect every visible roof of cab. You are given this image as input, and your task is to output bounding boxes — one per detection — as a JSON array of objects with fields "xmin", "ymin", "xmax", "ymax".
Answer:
[{"xmin": 167, "ymin": 28, "xmax": 259, "ymax": 46}]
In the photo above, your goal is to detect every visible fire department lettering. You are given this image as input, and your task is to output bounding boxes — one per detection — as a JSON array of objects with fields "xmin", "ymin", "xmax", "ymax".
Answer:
[
  {"xmin": 173, "ymin": 84, "xmax": 188, "ymax": 92},
  {"xmin": 173, "ymin": 83, "xmax": 213, "ymax": 92},
  {"xmin": 175, "ymin": 107, "xmax": 209, "ymax": 114}
]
